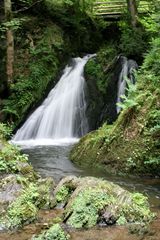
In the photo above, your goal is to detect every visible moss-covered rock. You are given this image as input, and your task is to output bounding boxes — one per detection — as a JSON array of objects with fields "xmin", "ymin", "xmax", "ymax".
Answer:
[
  {"xmin": 54, "ymin": 176, "xmax": 79, "ymax": 208},
  {"xmin": 0, "ymin": 176, "xmax": 55, "ymax": 229},
  {"xmin": 84, "ymin": 44, "xmax": 119, "ymax": 130},
  {"xmin": 71, "ymin": 85, "xmax": 160, "ymax": 176},
  {"xmin": 54, "ymin": 176, "xmax": 155, "ymax": 229},
  {"xmin": 0, "ymin": 175, "xmax": 22, "ymax": 215},
  {"xmin": 0, "ymin": 133, "xmax": 55, "ymax": 230},
  {"xmin": 32, "ymin": 223, "xmax": 70, "ymax": 240}
]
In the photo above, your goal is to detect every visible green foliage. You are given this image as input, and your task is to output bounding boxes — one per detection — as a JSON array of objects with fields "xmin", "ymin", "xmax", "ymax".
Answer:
[
  {"xmin": 56, "ymin": 186, "xmax": 70, "ymax": 203},
  {"xmin": 44, "ymin": 0, "xmax": 103, "ymax": 51},
  {"xmin": 65, "ymin": 188, "xmax": 113, "ymax": 228},
  {"xmin": 0, "ymin": 144, "xmax": 29, "ymax": 173},
  {"xmin": 85, "ymin": 58, "xmax": 106, "ymax": 93},
  {"xmin": 0, "ymin": 18, "xmax": 28, "ymax": 32},
  {"xmin": 0, "ymin": 178, "xmax": 55, "ymax": 229},
  {"xmin": 144, "ymin": 157, "xmax": 160, "ymax": 167},
  {"xmin": 85, "ymin": 43, "xmax": 118, "ymax": 93},
  {"xmin": 142, "ymin": 37, "xmax": 160, "ymax": 82},
  {"xmin": 119, "ymin": 193, "xmax": 155, "ymax": 223},
  {"xmin": 97, "ymin": 42, "xmax": 118, "ymax": 65},
  {"xmin": 118, "ymin": 22, "xmax": 147, "ymax": 57},
  {"xmin": 0, "ymin": 123, "xmax": 12, "ymax": 139},
  {"xmin": 32, "ymin": 223, "xmax": 70, "ymax": 240},
  {"xmin": 2, "ymin": 21, "xmax": 65, "ymax": 126},
  {"xmin": 117, "ymin": 78, "xmax": 138, "ymax": 111},
  {"xmin": 117, "ymin": 215, "xmax": 127, "ymax": 225},
  {"xmin": 5, "ymin": 183, "xmax": 39, "ymax": 228}
]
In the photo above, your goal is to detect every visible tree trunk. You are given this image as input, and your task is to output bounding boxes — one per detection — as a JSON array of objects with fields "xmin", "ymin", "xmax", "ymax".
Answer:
[
  {"xmin": 127, "ymin": 0, "xmax": 138, "ymax": 28},
  {"xmin": 4, "ymin": 0, "xmax": 14, "ymax": 85}
]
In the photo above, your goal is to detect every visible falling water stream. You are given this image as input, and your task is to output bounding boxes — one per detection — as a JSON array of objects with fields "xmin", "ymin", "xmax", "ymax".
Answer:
[
  {"xmin": 6, "ymin": 55, "xmax": 160, "ymax": 240},
  {"xmin": 12, "ymin": 55, "xmax": 96, "ymax": 145}
]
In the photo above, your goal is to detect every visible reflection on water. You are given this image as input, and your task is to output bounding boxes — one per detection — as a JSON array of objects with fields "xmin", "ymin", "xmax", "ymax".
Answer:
[{"xmin": 22, "ymin": 144, "xmax": 160, "ymax": 208}]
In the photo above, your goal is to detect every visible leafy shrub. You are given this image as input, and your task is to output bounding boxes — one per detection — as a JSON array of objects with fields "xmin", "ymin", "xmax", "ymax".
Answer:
[
  {"xmin": 1, "ymin": 179, "xmax": 55, "ymax": 229},
  {"xmin": 5, "ymin": 183, "xmax": 38, "ymax": 228},
  {"xmin": 0, "ymin": 123, "xmax": 12, "ymax": 139},
  {"xmin": 32, "ymin": 223, "xmax": 70, "ymax": 240},
  {"xmin": 0, "ymin": 144, "xmax": 29, "ymax": 173},
  {"xmin": 118, "ymin": 22, "xmax": 147, "ymax": 57},
  {"xmin": 116, "ymin": 79, "xmax": 138, "ymax": 111}
]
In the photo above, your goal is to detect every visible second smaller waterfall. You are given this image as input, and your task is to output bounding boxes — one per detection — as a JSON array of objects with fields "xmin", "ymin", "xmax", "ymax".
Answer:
[{"xmin": 116, "ymin": 57, "xmax": 138, "ymax": 114}]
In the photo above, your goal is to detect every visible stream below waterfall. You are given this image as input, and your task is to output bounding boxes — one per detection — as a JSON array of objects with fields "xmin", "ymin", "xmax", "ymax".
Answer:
[
  {"xmin": 22, "ymin": 144, "xmax": 160, "ymax": 207},
  {"xmin": 0, "ymin": 143, "xmax": 160, "ymax": 240}
]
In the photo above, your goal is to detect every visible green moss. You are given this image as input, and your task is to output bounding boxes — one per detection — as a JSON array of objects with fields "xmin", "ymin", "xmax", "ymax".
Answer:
[
  {"xmin": 118, "ymin": 193, "xmax": 155, "ymax": 224},
  {"xmin": 65, "ymin": 188, "xmax": 114, "ymax": 228},
  {"xmin": 85, "ymin": 43, "xmax": 118, "ymax": 94},
  {"xmin": 0, "ymin": 177, "xmax": 55, "ymax": 229},
  {"xmin": 56, "ymin": 177, "xmax": 155, "ymax": 229},
  {"xmin": 56, "ymin": 185, "xmax": 70, "ymax": 204},
  {"xmin": 32, "ymin": 223, "xmax": 70, "ymax": 240},
  {"xmin": 0, "ymin": 143, "xmax": 32, "ymax": 174},
  {"xmin": 0, "ymin": 123, "xmax": 12, "ymax": 140},
  {"xmin": 85, "ymin": 58, "xmax": 107, "ymax": 93}
]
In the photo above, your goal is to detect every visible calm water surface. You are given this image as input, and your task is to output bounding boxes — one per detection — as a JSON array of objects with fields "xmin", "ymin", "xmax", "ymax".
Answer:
[{"xmin": 22, "ymin": 144, "xmax": 160, "ymax": 208}]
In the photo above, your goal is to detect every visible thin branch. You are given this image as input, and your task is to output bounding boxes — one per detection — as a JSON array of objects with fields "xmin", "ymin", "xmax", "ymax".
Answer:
[{"xmin": 13, "ymin": 0, "xmax": 43, "ymax": 14}]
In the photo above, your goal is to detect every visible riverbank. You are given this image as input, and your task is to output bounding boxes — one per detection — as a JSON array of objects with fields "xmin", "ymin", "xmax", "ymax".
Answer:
[
  {"xmin": 0, "ymin": 124, "xmax": 160, "ymax": 240},
  {"xmin": 70, "ymin": 37, "xmax": 160, "ymax": 177}
]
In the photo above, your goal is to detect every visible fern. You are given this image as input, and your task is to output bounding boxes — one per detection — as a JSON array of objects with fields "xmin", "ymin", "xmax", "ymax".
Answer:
[{"xmin": 117, "ymin": 78, "xmax": 138, "ymax": 110}]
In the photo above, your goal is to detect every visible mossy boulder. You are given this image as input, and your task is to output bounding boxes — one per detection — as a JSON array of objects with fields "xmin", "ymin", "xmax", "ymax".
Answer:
[
  {"xmin": 32, "ymin": 223, "xmax": 70, "ymax": 240},
  {"xmin": 54, "ymin": 176, "xmax": 154, "ymax": 229},
  {"xmin": 0, "ymin": 176, "xmax": 55, "ymax": 230},
  {"xmin": 0, "ymin": 175, "xmax": 22, "ymax": 214},
  {"xmin": 84, "ymin": 45, "xmax": 119, "ymax": 130}
]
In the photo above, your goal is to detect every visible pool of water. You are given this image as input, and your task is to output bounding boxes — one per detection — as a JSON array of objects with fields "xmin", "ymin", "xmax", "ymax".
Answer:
[{"xmin": 22, "ymin": 144, "xmax": 160, "ymax": 208}]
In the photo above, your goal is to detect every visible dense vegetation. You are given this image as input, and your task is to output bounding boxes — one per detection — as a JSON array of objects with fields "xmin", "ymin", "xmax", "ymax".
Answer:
[
  {"xmin": 0, "ymin": 0, "xmax": 160, "ymax": 239},
  {"xmin": 0, "ymin": 0, "xmax": 103, "ymax": 127},
  {"xmin": 70, "ymin": 1, "xmax": 160, "ymax": 177}
]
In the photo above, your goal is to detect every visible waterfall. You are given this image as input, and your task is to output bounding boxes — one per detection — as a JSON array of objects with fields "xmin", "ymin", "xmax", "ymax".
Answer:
[
  {"xmin": 12, "ymin": 55, "xmax": 95, "ymax": 145},
  {"xmin": 116, "ymin": 57, "xmax": 138, "ymax": 114}
]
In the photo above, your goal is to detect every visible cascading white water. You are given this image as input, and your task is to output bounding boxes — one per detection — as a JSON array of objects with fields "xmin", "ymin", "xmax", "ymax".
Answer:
[
  {"xmin": 116, "ymin": 57, "xmax": 138, "ymax": 114},
  {"xmin": 116, "ymin": 58, "xmax": 128, "ymax": 114},
  {"xmin": 13, "ymin": 55, "xmax": 95, "ymax": 145}
]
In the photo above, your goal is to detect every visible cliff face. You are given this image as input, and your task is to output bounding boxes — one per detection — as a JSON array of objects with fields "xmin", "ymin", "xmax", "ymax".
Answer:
[{"xmin": 85, "ymin": 54, "xmax": 138, "ymax": 131}]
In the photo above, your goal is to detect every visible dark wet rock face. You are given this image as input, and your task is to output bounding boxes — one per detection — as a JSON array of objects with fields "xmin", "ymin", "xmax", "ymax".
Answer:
[{"xmin": 85, "ymin": 55, "xmax": 138, "ymax": 129}]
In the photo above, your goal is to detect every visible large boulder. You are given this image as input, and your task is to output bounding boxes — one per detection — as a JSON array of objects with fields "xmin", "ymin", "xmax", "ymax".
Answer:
[
  {"xmin": 0, "ymin": 176, "xmax": 55, "ymax": 230},
  {"xmin": 0, "ymin": 175, "xmax": 22, "ymax": 215},
  {"xmin": 54, "ymin": 176, "xmax": 155, "ymax": 229}
]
